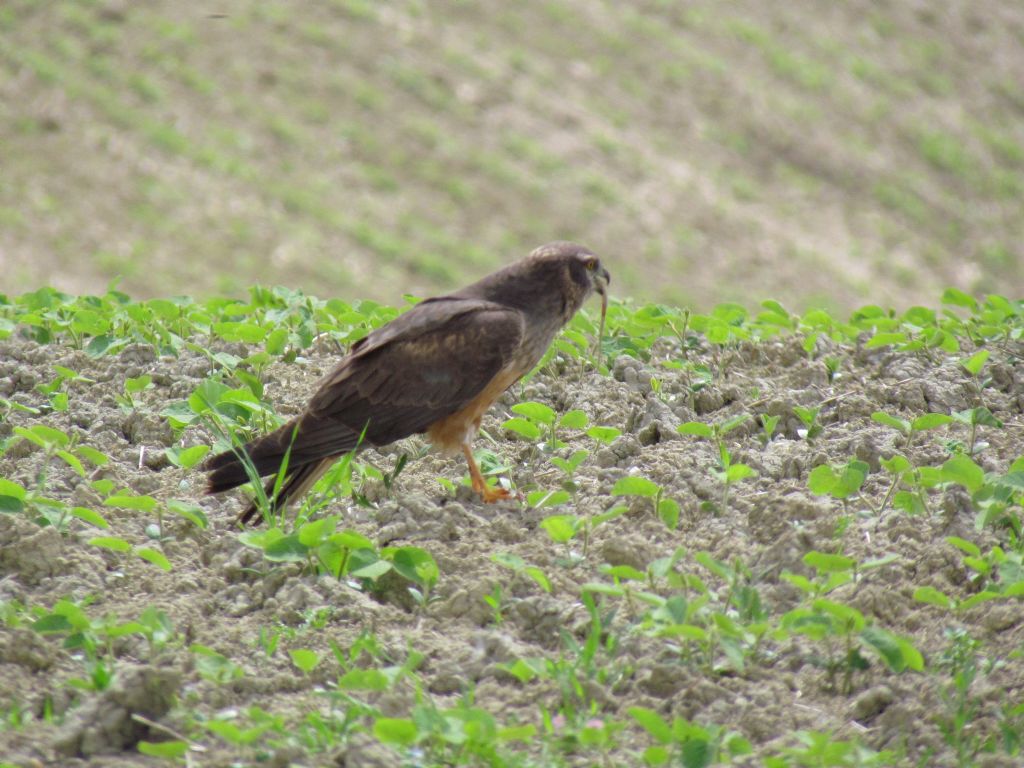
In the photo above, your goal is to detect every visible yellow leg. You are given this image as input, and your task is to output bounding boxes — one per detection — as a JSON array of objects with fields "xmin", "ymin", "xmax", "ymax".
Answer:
[{"xmin": 462, "ymin": 444, "xmax": 510, "ymax": 503}]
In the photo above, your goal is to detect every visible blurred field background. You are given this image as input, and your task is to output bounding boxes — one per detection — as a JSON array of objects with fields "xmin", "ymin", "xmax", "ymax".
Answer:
[{"xmin": 2, "ymin": 0, "xmax": 1023, "ymax": 310}]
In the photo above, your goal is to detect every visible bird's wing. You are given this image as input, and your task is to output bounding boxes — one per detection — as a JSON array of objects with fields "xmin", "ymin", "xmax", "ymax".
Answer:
[{"xmin": 285, "ymin": 299, "xmax": 525, "ymax": 463}]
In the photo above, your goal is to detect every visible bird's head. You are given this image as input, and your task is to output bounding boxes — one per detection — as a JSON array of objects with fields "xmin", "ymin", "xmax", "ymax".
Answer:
[{"xmin": 528, "ymin": 240, "xmax": 611, "ymax": 306}]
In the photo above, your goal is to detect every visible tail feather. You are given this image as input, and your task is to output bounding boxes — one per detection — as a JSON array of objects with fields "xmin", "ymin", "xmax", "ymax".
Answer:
[
  {"xmin": 203, "ymin": 416, "xmax": 364, "ymax": 526},
  {"xmin": 236, "ymin": 457, "xmax": 335, "ymax": 526}
]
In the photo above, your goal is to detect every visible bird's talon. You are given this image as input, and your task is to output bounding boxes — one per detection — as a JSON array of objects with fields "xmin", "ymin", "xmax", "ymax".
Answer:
[{"xmin": 480, "ymin": 484, "xmax": 512, "ymax": 503}]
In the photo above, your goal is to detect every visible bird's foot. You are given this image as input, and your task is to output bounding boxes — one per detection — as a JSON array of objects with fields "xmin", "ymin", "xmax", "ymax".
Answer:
[{"xmin": 478, "ymin": 483, "xmax": 512, "ymax": 503}]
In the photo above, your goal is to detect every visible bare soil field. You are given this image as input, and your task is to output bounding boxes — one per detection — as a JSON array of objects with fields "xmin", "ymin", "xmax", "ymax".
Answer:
[{"xmin": 0, "ymin": 294, "xmax": 1021, "ymax": 766}]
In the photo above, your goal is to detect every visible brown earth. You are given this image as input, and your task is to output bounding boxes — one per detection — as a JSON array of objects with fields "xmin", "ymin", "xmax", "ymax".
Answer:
[{"xmin": 0, "ymin": 323, "xmax": 1022, "ymax": 765}]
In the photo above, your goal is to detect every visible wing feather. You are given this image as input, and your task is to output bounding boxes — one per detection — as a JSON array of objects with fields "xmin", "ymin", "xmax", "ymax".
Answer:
[{"xmin": 289, "ymin": 300, "xmax": 523, "ymax": 460}]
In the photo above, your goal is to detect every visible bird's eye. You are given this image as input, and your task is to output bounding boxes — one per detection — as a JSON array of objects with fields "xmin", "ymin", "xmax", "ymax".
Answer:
[{"xmin": 584, "ymin": 258, "xmax": 598, "ymax": 271}]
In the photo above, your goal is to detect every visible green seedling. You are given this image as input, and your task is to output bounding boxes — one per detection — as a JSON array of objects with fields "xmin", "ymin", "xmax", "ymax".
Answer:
[
  {"xmin": 540, "ymin": 504, "xmax": 626, "ymax": 560},
  {"xmin": 289, "ymin": 648, "xmax": 321, "ymax": 675},
  {"xmin": 758, "ymin": 413, "xmax": 780, "ymax": 445},
  {"xmin": 779, "ymin": 597, "xmax": 923, "ymax": 693},
  {"xmin": 549, "ymin": 448, "xmax": 589, "ymax": 492},
  {"xmin": 871, "ymin": 410, "xmax": 953, "ymax": 449},
  {"xmin": 951, "ymin": 406, "xmax": 1002, "ymax": 456},
  {"xmin": 30, "ymin": 599, "xmax": 168, "ymax": 691},
  {"xmin": 809, "ymin": 458, "xmax": 869, "ymax": 512},
  {"xmin": 35, "ymin": 366, "xmax": 93, "ymax": 412},
  {"xmin": 491, "ymin": 552, "xmax": 552, "ymax": 593},
  {"xmin": 824, "ymin": 355, "xmax": 841, "ymax": 382},
  {"xmin": 190, "ymin": 644, "xmax": 245, "ymax": 684},
  {"xmin": 933, "ymin": 627, "xmax": 1000, "ymax": 764},
  {"xmin": 503, "ymin": 401, "xmax": 588, "ymax": 453},
  {"xmin": 13, "ymin": 423, "xmax": 109, "ymax": 497},
  {"xmin": 0, "ymin": 476, "xmax": 109, "ymax": 532},
  {"xmin": 386, "ymin": 545, "xmax": 440, "ymax": 608},
  {"xmin": 914, "ymin": 537, "xmax": 1024, "ymax": 610},
  {"xmin": 483, "ymin": 584, "xmax": 504, "ymax": 624},
  {"xmin": 114, "ymin": 373, "xmax": 154, "ymax": 412},
  {"xmin": 630, "ymin": 706, "xmax": 752, "ymax": 766},
  {"xmin": 611, "ymin": 475, "xmax": 680, "ymax": 529},
  {"xmin": 711, "ymin": 446, "xmax": 757, "ymax": 515},
  {"xmin": 165, "ymin": 443, "xmax": 210, "ymax": 470},
  {"xmin": 586, "ymin": 425, "xmax": 621, "ymax": 445},
  {"xmin": 765, "ymin": 730, "xmax": 899, "ymax": 767},
  {"xmin": 793, "ymin": 405, "xmax": 823, "ymax": 441},
  {"xmin": 257, "ymin": 626, "xmax": 281, "ymax": 658}
]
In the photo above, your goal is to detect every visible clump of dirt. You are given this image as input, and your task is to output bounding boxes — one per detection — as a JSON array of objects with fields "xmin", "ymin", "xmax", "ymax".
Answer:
[{"xmin": 0, "ymin": 328, "xmax": 1021, "ymax": 766}]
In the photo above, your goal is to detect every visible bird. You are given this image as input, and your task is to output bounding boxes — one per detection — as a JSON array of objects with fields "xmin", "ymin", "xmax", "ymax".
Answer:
[{"xmin": 203, "ymin": 241, "xmax": 610, "ymax": 525}]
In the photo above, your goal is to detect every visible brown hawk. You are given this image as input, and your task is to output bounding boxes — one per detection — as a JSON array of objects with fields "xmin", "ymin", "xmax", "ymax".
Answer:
[{"xmin": 204, "ymin": 241, "xmax": 610, "ymax": 525}]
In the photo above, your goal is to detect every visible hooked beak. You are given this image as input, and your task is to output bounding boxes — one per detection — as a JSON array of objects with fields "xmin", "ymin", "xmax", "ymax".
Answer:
[{"xmin": 594, "ymin": 266, "xmax": 610, "ymax": 296}]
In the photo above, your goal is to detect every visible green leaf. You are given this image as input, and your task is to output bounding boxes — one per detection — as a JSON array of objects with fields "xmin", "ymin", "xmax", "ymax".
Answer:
[
  {"xmin": 0, "ymin": 495, "xmax": 25, "ymax": 513},
  {"xmin": 136, "ymin": 547, "xmax": 172, "ymax": 571},
  {"xmin": 89, "ymin": 536, "xmax": 132, "ymax": 552},
  {"xmin": 861, "ymin": 626, "xmax": 914, "ymax": 672},
  {"xmin": 880, "ymin": 454, "xmax": 912, "ymax": 474},
  {"xmin": 953, "ymin": 406, "xmax": 1002, "ymax": 428},
  {"xmin": 167, "ymin": 444, "xmax": 210, "ymax": 470},
  {"xmin": 629, "ymin": 706, "xmax": 672, "ymax": 744},
  {"xmin": 804, "ymin": 551, "xmax": 855, "ymax": 573},
  {"xmin": 719, "ymin": 414, "xmax": 751, "ymax": 434},
  {"xmin": 677, "ymin": 421, "xmax": 714, "ymax": 439},
  {"xmin": 682, "ymin": 737, "xmax": 712, "ymax": 768},
  {"xmin": 911, "ymin": 413, "xmax": 952, "ymax": 431},
  {"xmin": 70, "ymin": 507, "xmax": 109, "ymax": 528},
  {"xmin": 941, "ymin": 288, "xmax": 978, "ymax": 310},
  {"xmin": 942, "ymin": 455, "xmax": 985, "ymax": 494},
  {"xmin": 540, "ymin": 514, "xmax": 578, "ymax": 543},
  {"xmin": 657, "ymin": 498, "xmax": 680, "ymax": 530},
  {"xmin": 559, "ymin": 409, "xmax": 589, "ymax": 429},
  {"xmin": 946, "ymin": 536, "xmax": 981, "ymax": 557},
  {"xmin": 350, "ymin": 559, "xmax": 392, "ymax": 581},
  {"xmin": 960, "ymin": 590, "xmax": 1000, "ymax": 610},
  {"xmin": 265, "ymin": 327, "xmax": 288, "ymax": 355},
  {"xmin": 871, "ymin": 411, "xmax": 910, "ymax": 434},
  {"xmin": 337, "ymin": 668, "xmax": 389, "ymax": 691},
  {"xmin": 724, "ymin": 463, "xmax": 757, "ymax": 483},
  {"xmin": 289, "ymin": 648, "xmax": 320, "ymax": 673},
  {"xmin": 124, "ymin": 374, "xmax": 153, "ymax": 393},
  {"xmin": 75, "ymin": 445, "xmax": 109, "ymax": 466},
  {"xmin": 388, "ymin": 546, "xmax": 439, "ymax": 588},
  {"xmin": 865, "ymin": 331, "xmax": 907, "ymax": 349},
  {"xmin": 525, "ymin": 566, "xmax": 552, "ymax": 593},
  {"xmin": 16, "ymin": 424, "xmax": 70, "ymax": 448},
  {"xmin": 611, "ymin": 476, "xmax": 661, "ymax": 497},
  {"xmin": 502, "ymin": 417, "xmax": 542, "ymax": 441},
  {"xmin": 373, "ymin": 717, "xmax": 417, "ymax": 747},
  {"xmin": 527, "ymin": 489, "xmax": 571, "ymax": 508},
  {"xmin": 586, "ymin": 425, "xmax": 621, "ymax": 444},
  {"xmin": 32, "ymin": 614, "xmax": 73, "ymax": 634},
  {"xmin": 56, "ymin": 450, "xmax": 85, "ymax": 477},
  {"xmin": 511, "ymin": 401, "xmax": 555, "ymax": 425},
  {"xmin": 808, "ymin": 464, "xmax": 838, "ymax": 495},
  {"xmin": 643, "ymin": 745, "xmax": 671, "ymax": 766},
  {"xmin": 167, "ymin": 499, "xmax": 208, "ymax": 529},
  {"xmin": 497, "ymin": 724, "xmax": 536, "ymax": 742},
  {"xmin": 263, "ymin": 534, "xmax": 309, "ymax": 562},
  {"xmin": 104, "ymin": 494, "xmax": 158, "ymax": 512},
  {"xmin": 913, "ymin": 586, "xmax": 952, "ymax": 609},
  {"xmin": 0, "ymin": 479, "xmax": 27, "ymax": 499},
  {"xmin": 138, "ymin": 740, "xmax": 189, "ymax": 758},
  {"xmin": 213, "ymin": 321, "xmax": 268, "ymax": 343},
  {"xmin": 960, "ymin": 349, "xmax": 989, "ymax": 376}
]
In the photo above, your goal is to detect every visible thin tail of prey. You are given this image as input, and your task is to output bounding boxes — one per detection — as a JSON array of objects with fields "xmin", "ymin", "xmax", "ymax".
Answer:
[{"xmin": 203, "ymin": 418, "xmax": 350, "ymax": 526}]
